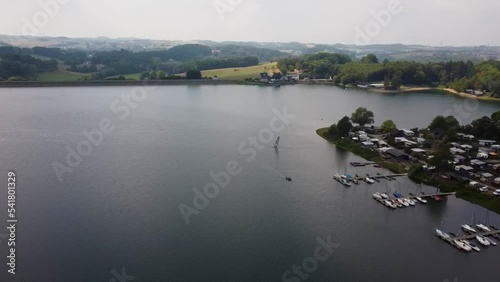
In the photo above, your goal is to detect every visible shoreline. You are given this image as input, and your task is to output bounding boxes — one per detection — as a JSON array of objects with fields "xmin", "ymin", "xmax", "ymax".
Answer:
[
  {"xmin": 0, "ymin": 79, "xmax": 249, "ymax": 88},
  {"xmin": 298, "ymin": 80, "xmax": 500, "ymax": 102},
  {"xmin": 365, "ymin": 86, "xmax": 500, "ymax": 102},
  {"xmin": 1, "ymin": 79, "xmax": 499, "ymax": 102},
  {"xmin": 316, "ymin": 127, "xmax": 500, "ymax": 215}
]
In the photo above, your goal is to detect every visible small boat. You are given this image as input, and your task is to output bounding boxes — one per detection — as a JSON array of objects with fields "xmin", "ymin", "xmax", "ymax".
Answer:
[
  {"xmin": 365, "ymin": 177, "xmax": 375, "ymax": 184},
  {"xmin": 407, "ymin": 199, "xmax": 416, "ymax": 206},
  {"xmin": 436, "ymin": 229, "xmax": 451, "ymax": 240},
  {"xmin": 272, "ymin": 136, "xmax": 280, "ymax": 148},
  {"xmin": 393, "ymin": 200, "xmax": 403, "ymax": 208},
  {"xmin": 352, "ymin": 178, "xmax": 359, "ymax": 185},
  {"xmin": 373, "ymin": 193, "xmax": 383, "ymax": 200},
  {"xmin": 476, "ymin": 224, "xmax": 491, "ymax": 232},
  {"xmin": 402, "ymin": 199, "xmax": 410, "ymax": 207},
  {"xmin": 383, "ymin": 200, "xmax": 398, "ymax": 209},
  {"xmin": 416, "ymin": 197, "xmax": 427, "ymax": 204},
  {"xmin": 461, "ymin": 224, "xmax": 476, "ymax": 233},
  {"xmin": 434, "ymin": 196, "xmax": 443, "ymax": 201},
  {"xmin": 463, "ymin": 240, "xmax": 481, "ymax": 252},
  {"xmin": 393, "ymin": 192, "xmax": 402, "ymax": 198},
  {"xmin": 333, "ymin": 174, "xmax": 342, "ymax": 181},
  {"xmin": 380, "ymin": 193, "xmax": 389, "ymax": 200},
  {"xmin": 285, "ymin": 177, "xmax": 292, "ymax": 182},
  {"xmin": 485, "ymin": 237, "xmax": 497, "ymax": 246},
  {"xmin": 454, "ymin": 240, "xmax": 472, "ymax": 252},
  {"xmin": 476, "ymin": 235, "xmax": 491, "ymax": 246},
  {"xmin": 341, "ymin": 179, "xmax": 351, "ymax": 187},
  {"xmin": 350, "ymin": 162, "xmax": 366, "ymax": 167},
  {"xmin": 398, "ymin": 198, "xmax": 408, "ymax": 207}
]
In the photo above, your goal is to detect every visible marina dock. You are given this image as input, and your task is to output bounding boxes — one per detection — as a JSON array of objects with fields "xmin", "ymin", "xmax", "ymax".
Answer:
[
  {"xmin": 408, "ymin": 192, "xmax": 456, "ymax": 200},
  {"xmin": 436, "ymin": 227, "xmax": 500, "ymax": 252}
]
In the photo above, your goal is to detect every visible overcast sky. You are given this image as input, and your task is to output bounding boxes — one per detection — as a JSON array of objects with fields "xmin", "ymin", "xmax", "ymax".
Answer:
[{"xmin": 1, "ymin": 0, "xmax": 498, "ymax": 46}]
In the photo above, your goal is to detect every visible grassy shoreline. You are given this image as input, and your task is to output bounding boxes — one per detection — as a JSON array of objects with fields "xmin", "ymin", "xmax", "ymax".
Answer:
[
  {"xmin": 316, "ymin": 127, "xmax": 500, "ymax": 214},
  {"xmin": 316, "ymin": 128, "xmax": 407, "ymax": 174},
  {"xmin": 3, "ymin": 76, "xmax": 500, "ymax": 103},
  {"xmin": 0, "ymin": 79, "xmax": 264, "ymax": 88},
  {"xmin": 365, "ymin": 86, "xmax": 500, "ymax": 102}
]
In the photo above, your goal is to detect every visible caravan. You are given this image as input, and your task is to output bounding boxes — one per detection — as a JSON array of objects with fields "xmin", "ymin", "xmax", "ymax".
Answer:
[{"xmin": 477, "ymin": 152, "xmax": 489, "ymax": 159}]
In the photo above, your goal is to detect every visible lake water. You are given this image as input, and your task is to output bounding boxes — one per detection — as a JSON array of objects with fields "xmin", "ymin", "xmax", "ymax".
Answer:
[{"xmin": 0, "ymin": 85, "xmax": 499, "ymax": 281}]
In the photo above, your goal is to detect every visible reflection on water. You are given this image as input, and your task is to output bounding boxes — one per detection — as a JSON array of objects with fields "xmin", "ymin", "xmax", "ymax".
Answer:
[{"xmin": 0, "ymin": 85, "xmax": 498, "ymax": 282}]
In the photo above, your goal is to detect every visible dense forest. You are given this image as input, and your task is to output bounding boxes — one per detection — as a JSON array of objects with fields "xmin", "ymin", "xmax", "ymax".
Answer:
[
  {"xmin": 0, "ymin": 53, "xmax": 57, "ymax": 81},
  {"xmin": 0, "ymin": 44, "xmax": 272, "ymax": 80},
  {"xmin": 278, "ymin": 53, "xmax": 500, "ymax": 96}
]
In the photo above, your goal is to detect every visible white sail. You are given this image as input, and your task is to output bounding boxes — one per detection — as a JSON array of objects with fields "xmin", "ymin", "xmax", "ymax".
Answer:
[{"xmin": 273, "ymin": 136, "xmax": 280, "ymax": 148}]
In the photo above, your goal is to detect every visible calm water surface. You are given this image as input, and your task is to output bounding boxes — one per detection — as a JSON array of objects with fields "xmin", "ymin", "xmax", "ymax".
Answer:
[{"xmin": 0, "ymin": 85, "xmax": 499, "ymax": 281}]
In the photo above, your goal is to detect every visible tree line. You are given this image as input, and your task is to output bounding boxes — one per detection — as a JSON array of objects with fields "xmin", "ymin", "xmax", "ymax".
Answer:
[
  {"xmin": 0, "ymin": 54, "xmax": 57, "ymax": 81},
  {"xmin": 0, "ymin": 45, "xmax": 265, "ymax": 80},
  {"xmin": 278, "ymin": 53, "xmax": 500, "ymax": 96}
]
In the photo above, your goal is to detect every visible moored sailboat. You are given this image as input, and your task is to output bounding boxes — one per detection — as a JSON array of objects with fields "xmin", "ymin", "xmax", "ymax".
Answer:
[{"xmin": 272, "ymin": 136, "xmax": 280, "ymax": 148}]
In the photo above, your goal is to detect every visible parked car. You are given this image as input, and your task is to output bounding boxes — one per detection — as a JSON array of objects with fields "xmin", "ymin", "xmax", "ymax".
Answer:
[
  {"xmin": 469, "ymin": 181, "xmax": 479, "ymax": 187},
  {"xmin": 480, "ymin": 186, "xmax": 489, "ymax": 192}
]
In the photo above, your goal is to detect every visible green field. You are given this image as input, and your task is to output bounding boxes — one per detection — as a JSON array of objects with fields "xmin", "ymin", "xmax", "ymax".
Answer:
[
  {"xmin": 37, "ymin": 70, "xmax": 85, "ymax": 82},
  {"xmin": 36, "ymin": 62, "xmax": 279, "ymax": 82},
  {"xmin": 38, "ymin": 61, "xmax": 85, "ymax": 82},
  {"xmin": 201, "ymin": 62, "xmax": 278, "ymax": 80}
]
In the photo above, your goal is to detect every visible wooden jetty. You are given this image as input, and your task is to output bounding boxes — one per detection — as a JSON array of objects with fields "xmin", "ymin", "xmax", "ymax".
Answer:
[
  {"xmin": 453, "ymin": 229, "xmax": 500, "ymax": 241},
  {"xmin": 350, "ymin": 162, "xmax": 378, "ymax": 167},
  {"xmin": 437, "ymin": 228, "xmax": 500, "ymax": 252},
  {"xmin": 407, "ymin": 192, "xmax": 456, "ymax": 200}
]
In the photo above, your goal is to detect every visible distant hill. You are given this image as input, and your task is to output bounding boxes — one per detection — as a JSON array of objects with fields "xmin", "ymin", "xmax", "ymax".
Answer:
[{"xmin": 1, "ymin": 35, "xmax": 499, "ymax": 63}]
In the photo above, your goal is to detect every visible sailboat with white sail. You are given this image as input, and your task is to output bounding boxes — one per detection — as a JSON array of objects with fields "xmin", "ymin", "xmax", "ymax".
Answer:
[{"xmin": 272, "ymin": 136, "xmax": 280, "ymax": 148}]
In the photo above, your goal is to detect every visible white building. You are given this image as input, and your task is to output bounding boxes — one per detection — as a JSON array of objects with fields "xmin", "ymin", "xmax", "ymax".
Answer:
[{"xmin": 401, "ymin": 129, "xmax": 415, "ymax": 137}]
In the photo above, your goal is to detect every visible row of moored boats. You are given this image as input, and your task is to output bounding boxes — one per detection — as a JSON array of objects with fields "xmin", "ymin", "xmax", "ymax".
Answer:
[
  {"xmin": 435, "ymin": 224, "xmax": 499, "ymax": 252},
  {"xmin": 334, "ymin": 173, "xmax": 375, "ymax": 187},
  {"xmin": 372, "ymin": 192, "xmax": 427, "ymax": 209}
]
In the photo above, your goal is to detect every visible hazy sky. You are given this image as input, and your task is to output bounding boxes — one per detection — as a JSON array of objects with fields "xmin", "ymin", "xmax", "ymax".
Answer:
[{"xmin": 1, "ymin": 0, "xmax": 499, "ymax": 46}]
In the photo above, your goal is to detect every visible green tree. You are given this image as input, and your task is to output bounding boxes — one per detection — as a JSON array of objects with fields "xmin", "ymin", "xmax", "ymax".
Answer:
[
  {"xmin": 351, "ymin": 107, "xmax": 375, "ymax": 127},
  {"xmin": 390, "ymin": 72, "xmax": 402, "ymax": 90},
  {"xmin": 186, "ymin": 69, "xmax": 202, "ymax": 79},
  {"xmin": 491, "ymin": 111, "xmax": 500, "ymax": 123},
  {"xmin": 381, "ymin": 120, "xmax": 397, "ymax": 133},
  {"xmin": 337, "ymin": 116, "xmax": 353, "ymax": 137},
  {"xmin": 150, "ymin": 70, "xmax": 158, "ymax": 80},
  {"xmin": 429, "ymin": 144, "xmax": 453, "ymax": 172},
  {"xmin": 140, "ymin": 71, "xmax": 150, "ymax": 80},
  {"xmin": 470, "ymin": 116, "xmax": 498, "ymax": 140},
  {"xmin": 361, "ymin": 54, "xmax": 379, "ymax": 64},
  {"xmin": 158, "ymin": 70, "xmax": 167, "ymax": 80},
  {"xmin": 328, "ymin": 124, "xmax": 338, "ymax": 136},
  {"xmin": 428, "ymin": 116, "xmax": 460, "ymax": 140}
]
